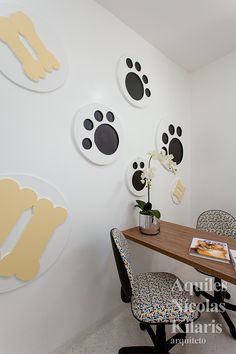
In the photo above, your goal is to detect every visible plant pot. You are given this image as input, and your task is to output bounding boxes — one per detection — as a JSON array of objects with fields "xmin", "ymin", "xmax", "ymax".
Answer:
[{"xmin": 139, "ymin": 212, "xmax": 160, "ymax": 235}]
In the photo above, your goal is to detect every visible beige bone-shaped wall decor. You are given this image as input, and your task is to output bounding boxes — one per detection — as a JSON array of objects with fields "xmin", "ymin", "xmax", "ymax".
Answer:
[
  {"xmin": 0, "ymin": 179, "xmax": 37, "ymax": 246},
  {"xmin": 0, "ymin": 179, "xmax": 67, "ymax": 281},
  {"xmin": 0, "ymin": 11, "xmax": 60, "ymax": 81},
  {"xmin": 171, "ymin": 179, "xmax": 186, "ymax": 204}
]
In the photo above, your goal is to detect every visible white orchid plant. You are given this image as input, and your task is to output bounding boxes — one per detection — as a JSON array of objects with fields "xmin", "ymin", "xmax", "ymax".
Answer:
[{"xmin": 135, "ymin": 150, "xmax": 177, "ymax": 218}]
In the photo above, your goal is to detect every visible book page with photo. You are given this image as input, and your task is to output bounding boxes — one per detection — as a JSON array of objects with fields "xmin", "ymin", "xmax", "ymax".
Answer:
[{"xmin": 189, "ymin": 238, "xmax": 230, "ymax": 263}]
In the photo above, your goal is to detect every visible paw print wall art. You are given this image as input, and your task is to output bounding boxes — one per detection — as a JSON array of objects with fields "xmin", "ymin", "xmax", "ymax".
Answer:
[
  {"xmin": 126, "ymin": 157, "xmax": 147, "ymax": 196},
  {"xmin": 156, "ymin": 120, "xmax": 185, "ymax": 166},
  {"xmin": 73, "ymin": 104, "xmax": 123, "ymax": 165},
  {"xmin": 0, "ymin": 175, "xmax": 70, "ymax": 293},
  {"xmin": 0, "ymin": 4, "xmax": 68, "ymax": 92},
  {"xmin": 117, "ymin": 55, "xmax": 152, "ymax": 107}
]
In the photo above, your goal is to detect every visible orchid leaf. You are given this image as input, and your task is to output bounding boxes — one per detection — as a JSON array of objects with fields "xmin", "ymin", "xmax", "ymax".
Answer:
[
  {"xmin": 135, "ymin": 200, "xmax": 146, "ymax": 210},
  {"xmin": 150, "ymin": 209, "xmax": 161, "ymax": 219}
]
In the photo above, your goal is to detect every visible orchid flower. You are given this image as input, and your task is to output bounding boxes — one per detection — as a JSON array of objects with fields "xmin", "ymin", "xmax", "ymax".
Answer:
[{"xmin": 145, "ymin": 150, "xmax": 177, "ymax": 203}]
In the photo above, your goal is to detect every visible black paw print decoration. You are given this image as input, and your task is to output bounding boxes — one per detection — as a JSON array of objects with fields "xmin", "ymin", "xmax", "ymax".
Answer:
[
  {"xmin": 126, "ymin": 157, "xmax": 147, "ymax": 196},
  {"xmin": 156, "ymin": 121, "xmax": 184, "ymax": 166},
  {"xmin": 73, "ymin": 104, "xmax": 123, "ymax": 165},
  {"xmin": 118, "ymin": 55, "xmax": 151, "ymax": 107}
]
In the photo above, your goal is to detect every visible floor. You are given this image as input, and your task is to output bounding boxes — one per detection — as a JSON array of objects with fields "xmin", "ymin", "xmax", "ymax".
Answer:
[{"xmin": 54, "ymin": 303, "xmax": 236, "ymax": 354}]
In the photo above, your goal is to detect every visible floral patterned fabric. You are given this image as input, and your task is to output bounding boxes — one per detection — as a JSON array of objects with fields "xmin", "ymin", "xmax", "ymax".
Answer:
[
  {"xmin": 196, "ymin": 210, "xmax": 236, "ymax": 237},
  {"xmin": 111, "ymin": 229, "xmax": 199, "ymax": 324},
  {"xmin": 131, "ymin": 272, "xmax": 198, "ymax": 324}
]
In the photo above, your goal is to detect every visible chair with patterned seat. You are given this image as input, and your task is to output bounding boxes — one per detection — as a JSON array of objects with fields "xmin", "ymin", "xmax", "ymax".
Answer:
[
  {"xmin": 193, "ymin": 209, "xmax": 236, "ymax": 339},
  {"xmin": 110, "ymin": 228, "xmax": 199, "ymax": 353}
]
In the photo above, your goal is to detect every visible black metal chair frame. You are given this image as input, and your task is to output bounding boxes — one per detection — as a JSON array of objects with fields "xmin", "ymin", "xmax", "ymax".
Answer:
[
  {"xmin": 193, "ymin": 210, "xmax": 236, "ymax": 339},
  {"xmin": 111, "ymin": 230, "xmax": 196, "ymax": 353}
]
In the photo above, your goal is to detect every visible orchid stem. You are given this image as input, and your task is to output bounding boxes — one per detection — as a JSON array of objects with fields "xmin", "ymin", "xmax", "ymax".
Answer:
[
  {"xmin": 147, "ymin": 156, "xmax": 152, "ymax": 204},
  {"xmin": 148, "ymin": 185, "xmax": 150, "ymax": 204}
]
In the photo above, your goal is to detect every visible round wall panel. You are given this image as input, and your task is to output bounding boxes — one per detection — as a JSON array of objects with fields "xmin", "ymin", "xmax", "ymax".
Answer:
[
  {"xmin": 156, "ymin": 119, "xmax": 185, "ymax": 166},
  {"xmin": 171, "ymin": 178, "xmax": 186, "ymax": 205},
  {"xmin": 0, "ymin": 175, "xmax": 70, "ymax": 293},
  {"xmin": 126, "ymin": 157, "xmax": 147, "ymax": 196},
  {"xmin": 0, "ymin": 4, "xmax": 68, "ymax": 92},
  {"xmin": 73, "ymin": 103, "xmax": 123, "ymax": 165},
  {"xmin": 117, "ymin": 55, "xmax": 152, "ymax": 108}
]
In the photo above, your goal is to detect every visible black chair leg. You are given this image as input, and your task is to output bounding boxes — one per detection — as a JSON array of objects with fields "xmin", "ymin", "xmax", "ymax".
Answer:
[
  {"xmin": 139, "ymin": 323, "xmax": 156, "ymax": 345},
  {"xmin": 193, "ymin": 285, "xmax": 215, "ymax": 301},
  {"xmin": 214, "ymin": 278, "xmax": 236, "ymax": 340},
  {"xmin": 193, "ymin": 282, "xmax": 231, "ymax": 301},
  {"xmin": 225, "ymin": 302, "xmax": 236, "ymax": 311},
  {"xmin": 166, "ymin": 323, "xmax": 186, "ymax": 351},
  {"xmin": 118, "ymin": 347, "xmax": 158, "ymax": 353},
  {"xmin": 119, "ymin": 322, "xmax": 188, "ymax": 353},
  {"xmin": 155, "ymin": 325, "xmax": 167, "ymax": 353},
  {"xmin": 221, "ymin": 310, "xmax": 236, "ymax": 339},
  {"xmin": 194, "ymin": 278, "xmax": 236, "ymax": 340}
]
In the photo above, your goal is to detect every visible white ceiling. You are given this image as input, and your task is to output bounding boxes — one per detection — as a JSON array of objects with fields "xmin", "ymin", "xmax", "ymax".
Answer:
[{"xmin": 95, "ymin": 0, "xmax": 236, "ymax": 71}]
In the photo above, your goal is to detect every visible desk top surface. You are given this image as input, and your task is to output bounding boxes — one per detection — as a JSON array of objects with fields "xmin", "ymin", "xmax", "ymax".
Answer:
[{"xmin": 122, "ymin": 220, "xmax": 236, "ymax": 285}]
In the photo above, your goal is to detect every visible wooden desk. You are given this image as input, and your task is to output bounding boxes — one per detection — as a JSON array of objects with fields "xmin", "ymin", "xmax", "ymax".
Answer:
[{"xmin": 123, "ymin": 220, "xmax": 236, "ymax": 285}]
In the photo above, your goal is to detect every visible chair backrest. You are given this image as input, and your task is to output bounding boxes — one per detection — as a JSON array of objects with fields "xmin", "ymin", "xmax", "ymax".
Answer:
[
  {"xmin": 196, "ymin": 210, "xmax": 236, "ymax": 237},
  {"xmin": 110, "ymin": 228, "xmax": 133, "ymax": 301}
]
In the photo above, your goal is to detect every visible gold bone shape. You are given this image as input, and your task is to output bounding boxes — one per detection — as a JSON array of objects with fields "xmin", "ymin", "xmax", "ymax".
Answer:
[
  {"xmin": 0, "ymin": 179, "xmax": 68, "ymax": 281},
  {"xmin": 0, "ymin": 179, "xmax": 37, "ymax": 246},
  {"xmin": 0, "ymin": 11, "xmax": 60, "ymax": 81},
  {"xmin": 173, "ymin": 180, "xmax": 186, "ymax": 203}
]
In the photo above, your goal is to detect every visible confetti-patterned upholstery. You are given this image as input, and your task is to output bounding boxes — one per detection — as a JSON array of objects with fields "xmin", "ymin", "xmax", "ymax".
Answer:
[
  {"xmin": 111, "ymin": 229, "xmax": 198, "ymax": 324},
  {"xmin": 112, "ymin": 228, "xmax": 134, "ymax": 286},
  {"xmin": 132, "ymin": 272, "xmax": 198, "ymax": 324},
  {"xmin": 196, "ymin": 210, "xmax": 236, "ymax": 237}
]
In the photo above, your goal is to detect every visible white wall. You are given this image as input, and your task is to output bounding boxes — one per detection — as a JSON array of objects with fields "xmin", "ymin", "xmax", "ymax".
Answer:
[
  {"xmin": 0, "ymin": 0, "xmax": 191, "ymax": 353},
  {"xmin": 191, "ymin": 51, "xmax": 236, "ymax": 224},
  {"xmin": 190, "ymin": 48, "xmax": 236, "ymax": 335}
]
